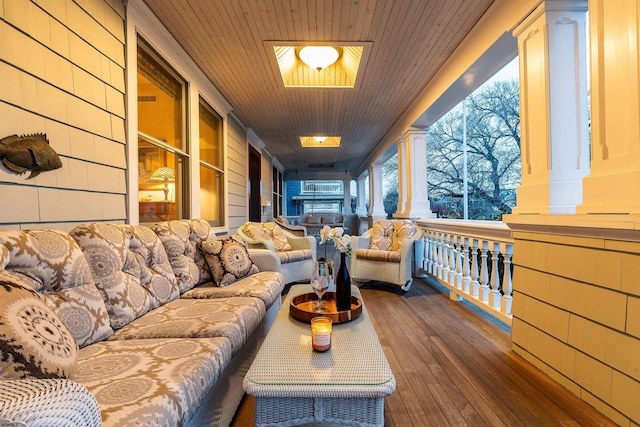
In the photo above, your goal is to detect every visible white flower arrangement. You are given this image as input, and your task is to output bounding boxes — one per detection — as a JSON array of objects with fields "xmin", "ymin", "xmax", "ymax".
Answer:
[{"xmin": 319, "ymin": 225, "xmax": 352, "ymax": 258}]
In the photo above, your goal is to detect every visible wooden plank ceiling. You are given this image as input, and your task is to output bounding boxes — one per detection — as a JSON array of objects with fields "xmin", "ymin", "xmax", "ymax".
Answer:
[{"xmin": 142, "ymin": 0, "xmax": 495, "ymax": 175}]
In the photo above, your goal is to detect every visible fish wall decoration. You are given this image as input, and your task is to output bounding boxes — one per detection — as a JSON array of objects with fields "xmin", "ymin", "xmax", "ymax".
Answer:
[{"xmin": 0, "ymin": 133, "xmax": 63, "ymax": 179}]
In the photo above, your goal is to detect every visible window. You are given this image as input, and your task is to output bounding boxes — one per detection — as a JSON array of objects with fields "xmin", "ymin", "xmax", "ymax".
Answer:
[
  {"xmin": 137, "ymin": 38, "xmax": 188, "ymax": 222},
  {"xmin": 272, "ymin": 167, "xmax": 283, "ymax": 217},
  {"xmin": 426, "ymin": 57, "xmax": 520, "ymax": 220},
  {"xmin": 199, "ymin": 97, "xmax": 225, "ymax": 226}
]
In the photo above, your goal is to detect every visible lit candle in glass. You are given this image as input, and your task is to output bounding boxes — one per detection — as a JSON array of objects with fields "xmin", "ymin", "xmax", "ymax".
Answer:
[{"xmin": 311, "ymin": 316, "xmax": 332, "ymax": 352}]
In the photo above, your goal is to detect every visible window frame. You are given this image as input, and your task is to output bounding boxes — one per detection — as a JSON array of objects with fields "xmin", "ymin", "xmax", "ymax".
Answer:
[
  {"xmin": 136, "ymin": 36, "xmax": 190, "ymax": 222},
  {"xmin": 198, "ymin": 95, "xmax": 226, "ymax": 227}
]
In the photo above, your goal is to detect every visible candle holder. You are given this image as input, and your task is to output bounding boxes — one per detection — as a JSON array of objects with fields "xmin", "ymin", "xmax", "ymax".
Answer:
[{"xmin": 311, "ymin": 316, "xmax": 332, "ymax": 352}]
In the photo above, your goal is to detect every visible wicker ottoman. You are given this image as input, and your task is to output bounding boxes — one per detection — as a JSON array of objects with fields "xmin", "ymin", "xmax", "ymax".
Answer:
[{"xmin": 244, "ymin": 285, "xmax": 395, "ymax": 427}]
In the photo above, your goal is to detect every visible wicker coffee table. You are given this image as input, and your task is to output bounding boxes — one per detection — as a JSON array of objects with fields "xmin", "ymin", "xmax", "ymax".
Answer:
[{"xmin": 243, "ymin": 284, "xmax": 396, "ymax": 427}]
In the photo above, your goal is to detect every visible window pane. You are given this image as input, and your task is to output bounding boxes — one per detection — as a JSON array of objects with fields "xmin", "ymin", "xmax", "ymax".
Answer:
[
  {"xmin": 138, "ymin": 139, "xmax": 181, "ymax": 222},
  {"xmin": 200, "ymin": 165, "xmax": 224, "ymax": 225},
  {"xmin": 199, "ymin": 99, "xmax": 223, "ymax": 168},
  {"xmin": 137, "ymin": 42, "xmax": 185, "ymax": 150}
]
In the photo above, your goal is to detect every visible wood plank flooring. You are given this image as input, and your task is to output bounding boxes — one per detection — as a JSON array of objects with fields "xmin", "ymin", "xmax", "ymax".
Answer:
[{"xmin": 232, "ymin": 279, "xmax": 616, "ymax": 426}]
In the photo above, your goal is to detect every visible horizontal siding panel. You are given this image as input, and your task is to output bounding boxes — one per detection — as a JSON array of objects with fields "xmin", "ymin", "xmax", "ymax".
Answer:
[
  {"xmin": 228, "ymin": 205, "xmax": 247, "ymax": 217},
  {"xmin": 228, "ymin": 181, "xmax": 246, "ymax": 198},
  {"xmin": 228, "ymin": 193, "xmax": 245, "ymax": 207},
  {"xmin": 0, "ymin": 184, "xmax": 40, "ymax": 223},
  {"xmin": 66, "ymin": 0, "xmax": 125, "ymax": 66},
  {"xmin": 86, "ymin": 163, "xmax": 126, "ymax": 193},
  {"xmin": 74, "ymin": 0, "xmax": 126, "ymax": 42},
  {"xmin": 0, "ymin": 103, "xmax": 48, "ymax": 151},
  {"xmin": 228, "ymin": 144, "xmax": 247, "ymax": 165}
]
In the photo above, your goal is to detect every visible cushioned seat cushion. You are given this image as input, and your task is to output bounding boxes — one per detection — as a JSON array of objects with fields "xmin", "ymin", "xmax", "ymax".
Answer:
[
  {"xmin": 75, "ymin": 337, "xmax": 232, "ymax": 427},
  {"xmin": 107, "ymin": 298, "xmax": 265, "ymax": 355},
  {"xmin": 276, "ymin": 249, "xmax": 313, "ymax": 264},
  {"xmin": 182, "ymin": 271, "xmax": 284, "ymax": 310},
  {"xmin": 355, "ymin": 249, "xmax": 401, "ymax": 263}
]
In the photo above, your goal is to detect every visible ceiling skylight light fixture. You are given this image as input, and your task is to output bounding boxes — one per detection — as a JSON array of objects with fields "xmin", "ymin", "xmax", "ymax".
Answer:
[
  {"xmin": 268, "ymin": 42, "xmax": 371, "ymax": 88},
  {"xmin": 300, "ymin": 136, "xmax": 341, "ymax": 147},
  {"xmin": 298, "ymin": 46, "xmax": 340, "ymax": 71}
]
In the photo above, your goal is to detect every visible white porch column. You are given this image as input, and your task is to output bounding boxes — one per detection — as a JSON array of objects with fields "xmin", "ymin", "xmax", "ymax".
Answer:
[
  {"xmin": 511, "ymin": 0, "xmax": 589, "ymax": 215},
  {"xmin": 368, "ymin": 164, "xmax": 386, "ymax": 221},
  {"xmin": 356, "ymin": 175, "xmax": 367, "ymax": 216},
  {"xmin": 395, "ymin": 136, "xmax": 407, "ymax": 214},
  {"xmin": 576, "ymin": 0, "xmax": 640, "ymax": 214},
  {"xmin": 342, "ymin": 178, "xmax": 351, "ymax": 215},
  {"xmin": 394, "ymin": 128, "xmax": 435, "ymax": 219}
]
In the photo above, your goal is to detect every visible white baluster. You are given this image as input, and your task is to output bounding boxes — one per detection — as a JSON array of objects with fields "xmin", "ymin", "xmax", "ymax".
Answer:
[
  {"xmin": 489, "ymin": 241, "xmax": 501, "ymax": 310},
  {"xmin": 432, "ymin": 232, "xmax": 438, "ymax": 277},
  {"xmin": 436, "ymin": 232, "xmax": 444, "ymax": 279},
  {"xmin": 431, "ymin": 232, "xmax": 438, "ymax": 275},
  {"xmin": 423, "ymin": 232, "xmax": 431, "ymax": 274},
  {"xmin": 433, "ymin": 232, "xmax": 442, "ymax": 278},
  {"xmin": 448, "ymin": 234, "xmax": 456, "ymax": 285},
  {"xmin": 440, "ymin": 233, "xmax": 449, "ymax": 280},
  {"xmin": 471, "ymin": 238, "xmax": 480, "ymax": 297},
  {"xmin": 462, "ymin": 237, "xmax": 471, "ymax": 293},
  {"xmin": 501, "ymin": 243, "xmax": 514, "ymax": 315},
  {"xmin": 479, "ymin": 240, "xmax": 490, "ymax": 303},
  {"xmin": 455, "ymin": 235, "xmax": 463, "ymax": 289}
]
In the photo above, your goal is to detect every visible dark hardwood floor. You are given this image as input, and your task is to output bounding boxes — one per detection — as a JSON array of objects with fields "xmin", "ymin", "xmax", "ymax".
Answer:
[{"xmin": 232, "ymin": 279, "xmax": 616, "ymax": 427}]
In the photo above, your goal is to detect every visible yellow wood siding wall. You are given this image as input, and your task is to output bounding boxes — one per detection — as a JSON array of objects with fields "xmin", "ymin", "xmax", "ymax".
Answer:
[
  {"xmin": 0, "ymin": 0, "xmax": 126, "ymax": 231},
  {"xmin": 511, "ymin": 232, "xmax": 640, "ymax": 425}
]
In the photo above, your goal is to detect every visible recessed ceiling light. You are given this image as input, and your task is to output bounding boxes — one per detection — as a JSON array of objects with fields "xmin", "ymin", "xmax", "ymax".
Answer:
[
  {"xmin": 300, "ymin": 136, "xmax": 341, "ymax": 147},
  {"xmin": 267, "ymin": 42, "xmax": 371, "ymax": 88},
  {"xmin": 298, "ymin": 46, "xmax": 340, "ymax": 71}
]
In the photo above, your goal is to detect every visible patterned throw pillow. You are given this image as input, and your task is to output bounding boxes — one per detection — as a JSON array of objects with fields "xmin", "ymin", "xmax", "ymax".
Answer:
[
  {"xmin": 321, "ymin": 216, "xmax": 335, "ymax": 224},
  {"xmin": 391, "ymin": 220, "xmax": 416, "ymax": 252},
  {"xmin": 261, "ymin": 223, "xmax": 292, "ymax": 252},
  {"xmin": 242, "ymin": 222, "xmax": 265, "ymax": 241},
  {"xmin": 200, "ymin": 237, "xmax": 260, "ymax": 287},
  {"xmin": 370, "ymin": 220, "xmax": 395, "ymax": 251},
  {"xmin": 0, "ymin": 280, "xmax": 78, "ymax": 380},
  {"xmin": 305, "ymin": 216, "xmax": 320, "ymax": 224}
]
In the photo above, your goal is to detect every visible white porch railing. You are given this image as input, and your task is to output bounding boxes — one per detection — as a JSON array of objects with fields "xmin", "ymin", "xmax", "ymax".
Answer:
[
  {"xmin": 301, "ymin": 180, "xmax": 343, "ymax": 194},
  {"xmin": 414, "ymin": 218, "xmax": 514, "ymax": 326}
]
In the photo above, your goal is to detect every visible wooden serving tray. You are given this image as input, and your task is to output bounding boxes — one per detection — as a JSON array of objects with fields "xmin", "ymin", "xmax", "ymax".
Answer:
[{"xmin": 289, "ymin": 292, "xmax": 363, "ymax": 324}]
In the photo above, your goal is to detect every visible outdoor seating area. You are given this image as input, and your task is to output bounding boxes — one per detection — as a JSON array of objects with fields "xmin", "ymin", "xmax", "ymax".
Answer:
[
  {"xmin": 299, "ymin": 213, "xmax": 345, "ymax": 236},
  {"xmin": 2, "ymin": 0, "xmax": 640, "ymax": 426},
  {"xmin": 0, "ymin": 220, "xmax": 285, "ymax": 426}
]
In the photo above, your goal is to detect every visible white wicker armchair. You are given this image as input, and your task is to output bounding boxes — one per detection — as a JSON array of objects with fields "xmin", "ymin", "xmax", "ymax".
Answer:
[
  {"xmin": 350, "ymin": 219, "xmax": 423, "ymax": 291},
  {"xmin": 238, "ymin": 222, "xmax": 316, "ymax": 285}
]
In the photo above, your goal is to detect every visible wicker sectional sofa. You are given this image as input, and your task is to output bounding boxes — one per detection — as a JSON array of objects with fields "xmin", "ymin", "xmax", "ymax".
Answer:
[{"xmin": 0, "ymin": 219, "xmax": 285, "ymax": 427}]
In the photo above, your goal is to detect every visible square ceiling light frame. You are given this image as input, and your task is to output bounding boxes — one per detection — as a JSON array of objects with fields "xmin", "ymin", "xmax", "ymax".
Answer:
[
  {"xmin": 299, "ymin": 136, "xmax": 341, "ymax": 147},
  {"xmin": 265, "ymin": 41, "xmax": 372, "ymax": 89}
]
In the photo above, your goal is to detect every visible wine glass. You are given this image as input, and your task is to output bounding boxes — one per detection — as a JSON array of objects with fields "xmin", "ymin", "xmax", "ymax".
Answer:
[{"xmin": 311, "ymin": 261, "xmax": 330, "ymax": 312}]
